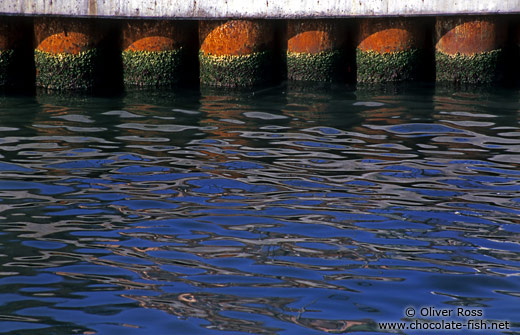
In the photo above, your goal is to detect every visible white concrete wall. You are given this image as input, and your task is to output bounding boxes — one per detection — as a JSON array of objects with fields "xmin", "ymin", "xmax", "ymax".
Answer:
[{"xmin": 1, "ymin": 0, "xmax": 519, "ymax": 18}]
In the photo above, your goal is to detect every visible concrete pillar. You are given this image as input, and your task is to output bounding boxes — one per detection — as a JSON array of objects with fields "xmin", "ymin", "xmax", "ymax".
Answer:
[
  {"xmin": 0, "ymin": 17, "xmax": 27, "ymax": 88},
  {"xmin": 435, "ymin": 16, "xmax": 506, "ymax": 84},
  {"xmin": 122, "ymin": 20, "xmax": 197, "ymax": 88},
  {"xmin": 199, "ymin": 20, "xmax": 276, "ymax": 88},
  {"xmin": 286, "ymin": 20, "xmax": 348, "ymax": 82},
  {"xmin": 34, "ymin": 17, "xmax": 104, "ymax": 91},
  {"xmin": 357, "ymin": 18, "xmax": 426, "ymax": 83}
]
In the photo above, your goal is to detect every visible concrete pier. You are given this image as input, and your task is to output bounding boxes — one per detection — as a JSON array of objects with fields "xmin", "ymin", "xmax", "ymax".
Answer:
[
  {"xmin": 1, "ymin": 0, "xmax": 519, "ymax": 90},
  {"xmin": 1, "ymin": 0, "xmax": 518, "ymax": 18}
]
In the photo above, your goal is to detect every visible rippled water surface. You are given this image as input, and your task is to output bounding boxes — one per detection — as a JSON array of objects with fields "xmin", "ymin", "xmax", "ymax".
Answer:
[{"xmin": 0, "ymin": 84, "xmax": 519, "ymax": 334}]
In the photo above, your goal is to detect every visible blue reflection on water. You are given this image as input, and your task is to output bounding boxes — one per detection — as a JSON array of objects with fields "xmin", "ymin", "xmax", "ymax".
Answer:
[{"xmin": 0, "ymin": 85, "xmax": 519, "ymax": 334}]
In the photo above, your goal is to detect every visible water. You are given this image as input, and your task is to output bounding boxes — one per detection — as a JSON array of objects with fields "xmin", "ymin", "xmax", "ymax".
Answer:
[{"xmin": 0, "ymin": 83, "xmax": 519, "ymax": 335}]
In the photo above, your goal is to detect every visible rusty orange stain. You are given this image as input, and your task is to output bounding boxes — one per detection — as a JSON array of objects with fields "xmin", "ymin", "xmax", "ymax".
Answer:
[
  {"xmin": 37, "ymin": 32, "xmax": 92, "ymax": 54},
  {"xmin": 122, "ymin": 20, "xmax": 196, "ymax": 51},
  {"xmin": 358, "ymin": 28, "xmax": 416, "ymax": 53},
  {"xmin": 34, "ymin": 17, "xmax": 98, "ymax": 54},
  {"xmin": 436, "ymin": 17, "xmax": 506, "ymax": 55},
  {"xmin": 126, "ymin": 36, "xmax": 177, "ymax": 52},
  {"xmin": 358, "ymin": 18, "xmax": 422, "ymax": 53},
  {"xmin": 287, "ymin": 20, "xmax": 345, "ymax": 54},
  {"xmin": 288, "ymin": 31, "xmax": 334, "ymax": 54},
  {"xmin": 200, "ymin": 20, "xmax": 274, "ymax": 56}
]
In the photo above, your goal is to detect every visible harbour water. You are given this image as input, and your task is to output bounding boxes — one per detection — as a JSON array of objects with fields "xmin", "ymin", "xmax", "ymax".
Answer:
[{"xmin": 0, "ymin": 83, "xmax": 519, "ymax": 334}]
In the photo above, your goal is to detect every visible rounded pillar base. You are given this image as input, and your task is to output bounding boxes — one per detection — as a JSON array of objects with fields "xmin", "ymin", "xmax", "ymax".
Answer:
[
  {"xmin": 122, "ymin": 20, "xmax": 196, "ymax": 88},
  {"xmin": 199, "ymin": 20, "xmax": 276, "ymax": 88},
  {"xmin": 34, "ymin": 17, "xmax": 103, "ymax": 91},
  {"xmin": 286, "ymin": 20, "xmax": 347, "ymax": 82},
  {"xmin": 357, "ymin": 18, "xmax": 425, "ymax": 83},
  {"xmin": 435, "ymin": 16, "xmax": 506, "ymax": 84}
]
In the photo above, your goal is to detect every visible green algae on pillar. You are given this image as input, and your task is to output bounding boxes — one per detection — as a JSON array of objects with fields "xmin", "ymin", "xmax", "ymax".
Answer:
[
  {"xmin": 199, "ymin": 20, "xmax": 276, "ymax": 88},
  {"xmin": 356, "ymin": 48, "xmax": 422, "ymax": 83},
  {"xmin": 34, "ymin": 18, "xmax": 103, "ymax": 91},
  {"xmin": 286, "ymin": 20, "xmax": 347, "ymax": 82},
  {"xmin": 34, "ymin": 49, "xmax": 98, "ymax": 91},
  {"xmin": 435, "ymin": 16, "xmax": 506, "ymax": 84},
  {"xmin": 357, "ymin": 18, "xmax": 426, "ymax": 83},
  {"xmin": 435, "ymin": 50, "xmax": 502, "ymax": 84},
  {"xmin": 199, "ymin": 50, "xmax": 272, "ymax": 87},
  {"xmin": 122, "ymin": 20, "xmax": 196, "ymax": 88}
]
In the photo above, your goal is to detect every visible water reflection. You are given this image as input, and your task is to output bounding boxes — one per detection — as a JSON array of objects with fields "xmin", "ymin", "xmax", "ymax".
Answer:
[
  {"xmin": 127, "ymin": 291, "xmax": 373, "ymax": 334},
  {"xmin": 0, "ymin": 84, "xmax": 519, "ymax": 334}
]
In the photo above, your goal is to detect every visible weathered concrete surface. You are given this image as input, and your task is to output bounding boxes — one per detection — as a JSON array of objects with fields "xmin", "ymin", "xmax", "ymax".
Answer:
[{"xmin": 1, "ymin": 0, "xmax": 519, "ymax": 18}]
